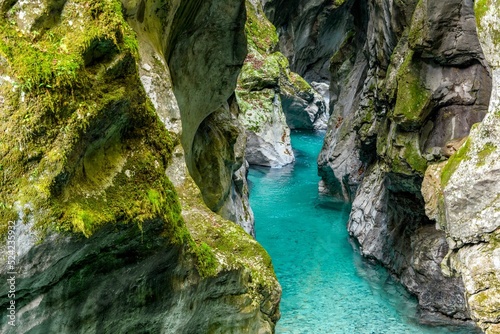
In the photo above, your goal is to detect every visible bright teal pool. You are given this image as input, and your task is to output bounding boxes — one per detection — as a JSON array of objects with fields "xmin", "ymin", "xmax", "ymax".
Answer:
[{"xmin": 248, "ymin": 130, "xmax": 474, "ymax": 334}]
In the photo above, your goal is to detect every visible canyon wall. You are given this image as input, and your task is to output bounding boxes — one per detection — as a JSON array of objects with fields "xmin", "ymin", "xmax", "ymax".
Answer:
[
  {"xmin": 265, "ymin": 0, "xmax": 498, "ymax": 330},
  {"xmin": 236, "ymin": 0, "xmax": 328, "ymax": 168},
  {"xmin": 0, "ymin": 0, "xmax": 280, "ymax": 332},
  {"xmin": 436, "ymin": 1, "xmax": 500, "ymax": 333}
]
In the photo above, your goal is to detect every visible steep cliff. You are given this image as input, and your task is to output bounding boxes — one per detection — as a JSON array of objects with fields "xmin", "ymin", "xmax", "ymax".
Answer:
[
  {"xmin": 236, "ymin": 0, "xmax": 328, "ymax": 168},
  {"xmin": 0, "ymin": 0, "xmax": 280, "ymax": 332},
  {"xmin": 434, "ymin": 1, "xmax": 500, "ymax": 333},
  {"xmin": 266, "ymin": 0, "xmax": 494, "ymax": 327}
]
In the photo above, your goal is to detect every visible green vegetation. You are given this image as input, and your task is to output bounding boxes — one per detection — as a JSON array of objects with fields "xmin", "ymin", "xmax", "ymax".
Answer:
[
  {"xmin": 403, "ymin": 141, "xmax": 428, "ymax": 174},
  {"xmin": 474, "ymin": 0, "xmax": 490, "ymax": 31},
  {"xmin": 393, "ymin": 50, "xmax": 431, "ymax": 126},
  {"xmin": 180, "ymin": 176, "xmax": 276, "ymax": 286},
  {"xmin": 408, "ymin": 0, "xmax": 425, "ymax": 48},
  {"xmin": 0, "ymin": 0, "xmax": 138, "ymax": 93},
  {"xmin": 191, "ymin": 242, "xmax": 218, "ymax": 277},
  {"xmin": 0, "ymin": 0, "xmax": 278, "ymax": 285},
  {"xmin": 0, "ymin": 0, "xmax": 187, "ymax": 246},
  {"xmin": 286, "ymin": 71, "xmax": 313, "ymax": 94},
  {"xmin": 238, "ymin": 50, "xmax": 284, "ymax": 90},
  {"xmin": 477, "ymin": 142, "xmax": 497, "ymax": 166},
  {"xmin": 441, "ymin": 139, "xmax": 471, "ymax": 187},
  {"xmin": 245, "ymin": 0, "xmax": 279, "ymax": 53},
  {"xmin": 235, "ymin": 88, "xmax": 275, "ymax": 132},
  {"xmin": 474, "ymin": 0, "xmax": 500, "ymax": 45},
  {"xmin": 386, "ymin": 131, "xmax": 427, "ymax": 175}
]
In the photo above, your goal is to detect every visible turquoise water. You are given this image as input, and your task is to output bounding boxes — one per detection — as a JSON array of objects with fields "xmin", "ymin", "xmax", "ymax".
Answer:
[{"xmin": 248, "ymin": 131, "xmax": 474, "ymax": 334}]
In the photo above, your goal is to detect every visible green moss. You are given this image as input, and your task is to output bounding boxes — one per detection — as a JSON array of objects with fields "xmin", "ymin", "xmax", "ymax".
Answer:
[
  {"xmin": 408, "ymin": 0, "xmax": 425, "ymax": 48},
  {"xmin": 441, "ymin": 139, "xmax": 471, "ymax": 187},
  {"xmin": 0, "ymin": 0, "xmax": 138, "ymax": 93},
  {"xmin": 191, "ymin": 242, "xmax": 218, "ymax": 277},
  {"xmin": 235, "ymin": 88, "xmax": 275, "ymax": 132},
  {"xmin": 403, "ymin": 141, "xmax": 428, "ymax": 174},
  {"xmin": 477, "ymin": 142, "xmax": 497, "ymax": 166},
  {"xmin": 238, "ymin": 50, "xmax": 283, "ymax": 90},
  {"xmin": 288, "ymin": 71, "xmax": 313, "ymax": 93},
  {"xmin": 330, "ymin": 30, "xmax": 355, "ymax": 66},
  {"xmin": 393, "ymin": 50, "xmax": 431, "ymax": 127},
  {"xmin": 386, "ymin": 131, "xmax": 427, "ymax": 175},
  {"xmin": 178, "ymin": 176, "xmax": 277, "ymax": 287},
  {"xmin": 245, "ymin": 0, "xmax": 279, "ymax": 53},
  {"xmin": 0, "ymin": 0, "xmax": 188, "ymax": 247},
  {"xmin": 474, "ymin": 0, "xmax": 490, "ymax": 31}
]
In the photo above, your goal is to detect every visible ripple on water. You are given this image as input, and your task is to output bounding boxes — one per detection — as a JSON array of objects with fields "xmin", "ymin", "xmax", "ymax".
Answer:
[{"xmin": 248, "ymin": 130, "xmax": 477, "ymax": 334}]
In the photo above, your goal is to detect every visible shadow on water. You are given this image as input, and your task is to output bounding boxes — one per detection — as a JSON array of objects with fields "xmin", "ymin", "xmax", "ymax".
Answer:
[{"xmin": 248, "ymin": 130, "xmax": 480, "ymax": 334}]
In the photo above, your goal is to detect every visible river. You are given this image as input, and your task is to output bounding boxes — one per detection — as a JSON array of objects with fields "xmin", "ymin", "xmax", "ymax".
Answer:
[{"xmin": 248, "ymin": 130, "xmax": 474, "ymax": 334}]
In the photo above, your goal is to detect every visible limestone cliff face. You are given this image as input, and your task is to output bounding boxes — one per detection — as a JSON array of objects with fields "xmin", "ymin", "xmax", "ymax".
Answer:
[
  {"xmin": 0, "ymin": 0, "xmax": 280, "ymax": 332},
  {"xmin": 267, "ymin": 0, "xmax": 492, "ymax": 327},
  {"xmin": 433, "ymin": 1, "xmax": 500, "ymax": 333}
]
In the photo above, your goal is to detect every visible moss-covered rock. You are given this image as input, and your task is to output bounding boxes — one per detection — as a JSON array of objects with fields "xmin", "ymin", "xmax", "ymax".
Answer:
[
  {"xmin": 0, "ymin": 0, "xmax": 174, "ymax": 239},
  {"xmin": 236, "ymin": 0, "xmax": 328, "ymax": 167},
  {"xmin": 435, "ymin": 1, "xmax": 500, "ymax": 332},
  {"xmin": 393, "ymin": 50, "xmax": 432, "ymax": 129},
  {"xmin": 0, "ymin": 1, "xmax": 281, "ymax": 332}
]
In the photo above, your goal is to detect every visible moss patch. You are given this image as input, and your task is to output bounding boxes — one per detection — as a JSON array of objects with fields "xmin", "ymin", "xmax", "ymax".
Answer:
[
  {"xmin": 235, "ymin": 88, "xmax": 276, "ymax": 132},
  {"xmin": 393, "ymin": 50, "xmax": 431, "ymax": 127},
  {"xmin": 403, "ymin": 141, "xmax": 428, "ymax": 174},
  {"xmin": 0, "ymin": 0, "xmax": 187, "ymax": 247},
  {"xmin": 0, "ymin": 0, "xmax": 138, "ymax": 92},
  {"xmin": 441, "ymin": 138, "xmax": 472, "ymax": 187},
  {"xmin": 475, "ymin": 0, "xmax": 491, "ymax": 31},
  {"xmin": 245, "ymin": 0, "xmax": 278, "ymax": 53},
  {"xmin": 179, "ymin": 175, "xmax": 276, "ymax": 286},
  {"xmin": 477, "ymin": 142, "xmax": 497, "ymax": 166},
  {"xmin": 474, "ymin": 0, "xmax": 500, "ymax": 50}
]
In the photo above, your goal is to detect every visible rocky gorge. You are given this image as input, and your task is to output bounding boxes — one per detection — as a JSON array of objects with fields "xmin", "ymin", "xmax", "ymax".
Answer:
[{"xmin": 0, "ymin": 0, "xmax": 499, "ymax": 333}]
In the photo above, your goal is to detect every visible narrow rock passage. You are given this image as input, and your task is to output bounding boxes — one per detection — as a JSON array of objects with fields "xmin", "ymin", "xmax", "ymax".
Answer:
[{"xmin": 248, "ymin": 131, "xmax": 477, "ymax": 334}]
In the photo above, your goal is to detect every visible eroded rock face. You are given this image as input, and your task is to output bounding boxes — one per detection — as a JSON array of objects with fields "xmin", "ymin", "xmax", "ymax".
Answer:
[
  {"xmin": 438, "ymin": 1, "xmax": 500, "ymax": 332},
  {"xmin": 310, "ymin": 0, "xmax": 491, "ymax": 326},
  {"xmin": 0, "ymin": 0, "xmax": 280, "ymax": 332},
  {"xmin": 0, "ymin": 220, "xmax": 279, "ymax": 334},
  {"xmin": 123, "ymin": 0, "xmax": 255, "ymax": 234},
  {"xmin": 263, "ymin": 0, "xmax": 351, "ymax": 83}
]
